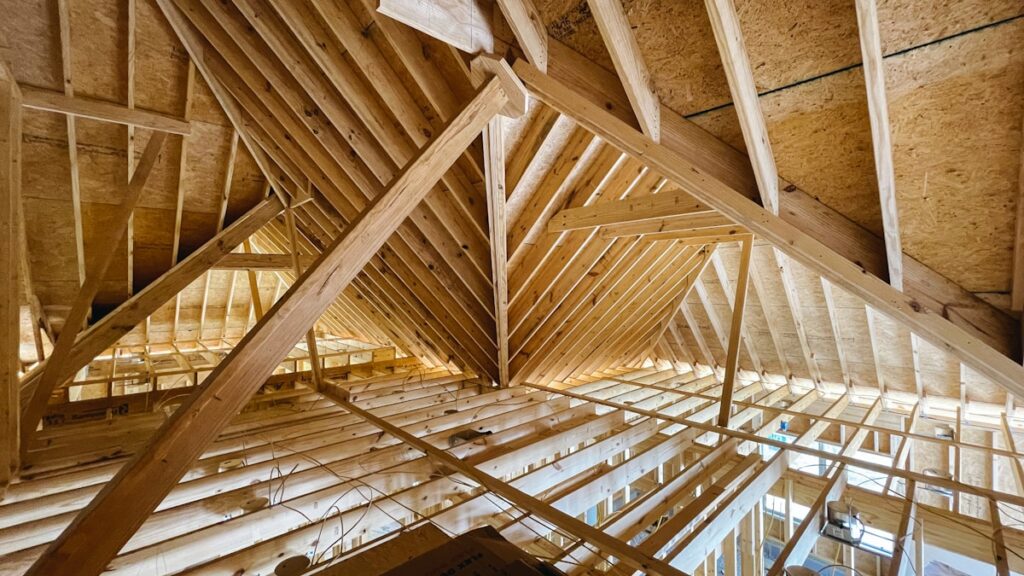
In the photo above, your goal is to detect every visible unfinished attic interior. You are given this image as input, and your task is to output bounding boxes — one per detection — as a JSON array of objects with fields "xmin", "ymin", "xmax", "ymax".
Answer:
[{"xmin": 1, "ymin": 1, "xmax": 1023, "ymax": 575}]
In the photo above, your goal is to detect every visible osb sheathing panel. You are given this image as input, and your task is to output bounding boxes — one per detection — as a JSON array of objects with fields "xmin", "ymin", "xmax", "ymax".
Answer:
[
  {"xmin": 887, "ymin": 19, "xmax": 1024, "ymax": 292},
  {"xmin": 133, "ymin": 0, "xmax": 190, "ymax": 116}
]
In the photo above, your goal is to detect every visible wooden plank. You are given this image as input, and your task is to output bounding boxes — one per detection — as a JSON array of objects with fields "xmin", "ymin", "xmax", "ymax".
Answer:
[
  {"xmin": 23, "ymin": 73, "xmax": 510, "ymax": 576},
  {"xmin": 212, "ymin": 252, "xmax": 298, "ymax": 271},
  {"xmin": 495, "ymin": 0, "xmax": 547, "ymax": 72},
  {"xmin": 484, "ymin": 117, "xmax": 509, "ymax": 387},
  {"xmin": 588, "ymin": 0, "xmax": 660, "ymax": 141},
  {"xmin": 21, "ymin": 132, "xmax": 168, "ymax": 444},
  {"xmin": 854, "ymin": 0, "xmax": 903, "ymax": 290},
  {"xmin": 20, "ymin": 86, "xmax": 191, "ymax": 135},
  {"xmin": 376, "ymin": 0, "xmax": 495, "ymax": 54},
  {"xmin": 717, "ymin": 236, "xmax": 752, "ymax": 427},
  {"xmin": 600, "ymin": 214, "xmax": 736, "ymax": 238},
  {"xmin": 548, "ymin": 187, "xmax": 708, "ymax": 232},
  {"xmin": 0, "ymin": 62, "xmax": 21, "ymax": 493},
  {"xmin": 241, "ymin": 239, "xmax": 264, "ymax": 321},
  {"xmin": 703, "ymin": 0, "xmax": 778, "ymax": 214},
  {"xmin": 513, "ymin": 61, "xmax": 1024, "ymax": 399},
  {"xmin": 766, "ymin": 463, "xmax": 847, "ymax": 575}
]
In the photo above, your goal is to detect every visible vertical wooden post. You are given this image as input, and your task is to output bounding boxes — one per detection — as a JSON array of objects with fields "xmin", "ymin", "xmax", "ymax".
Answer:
[
  {"xmin": 717, "ymin": 235, "xmax": 753, "ymax": 426},
  {"xmin": 285, "ymin": 206, "xmax": 322, "ymax": 391},
  {"xmin": 484, "ymin": 116, "xmax": 509, "ymax": 387},
  {"xmin": 0, "ymin": 62, "xmax": 22, "ymax": 495}
]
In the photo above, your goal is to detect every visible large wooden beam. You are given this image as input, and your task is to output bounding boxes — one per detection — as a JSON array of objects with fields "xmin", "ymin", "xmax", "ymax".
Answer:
[
  {"xmin": 514, "ymin": 60, "xmax": 1024, "ymax": 400},
  {"xmin": 587, "ymin": 0, "xmax": 660, "ymax": 142},
  {"xmin": 0, "ymin": 62, "xmax": 21, "ymax": 494},
  {"xmin": 20, "ymin": 86, "xmax": 192, "ymax": 136},
  {"xmin": 484, "ymin": 117, "xmax": 510, "ymax": 387},
  {"xmin": 717, "ymin": 236, "xmax": 752, "ymax": 427},
  {"xmin": 21, "ymin": 131, "xmax": 168, "ymax": 443},
  {"xmin": 24, "ymin": 70, "xmax": 512, "ymax": 576}
]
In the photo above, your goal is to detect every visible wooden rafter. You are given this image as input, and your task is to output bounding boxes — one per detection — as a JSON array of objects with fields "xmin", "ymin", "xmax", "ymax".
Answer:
[
  {"xmin": 484, "ymin": 117, "xmax": 510, "ymax": 387},
  {"xmin": 854, "ymin": 0, "xmax": 903, "ymax": 291},
  {"xmin": 703, "ymin": 0, "xmax": 778, "ymax": 214},
  {"xmin": 495, "ymin": 0, "xmax": 548, "ymax": 72},
  {"xmin": 587, "ymin": 0, "xmax": 660, "ymax": 142}
]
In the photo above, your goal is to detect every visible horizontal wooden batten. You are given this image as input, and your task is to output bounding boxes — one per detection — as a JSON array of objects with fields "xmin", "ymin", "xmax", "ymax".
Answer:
[
  {"xmin": 20, "ymin": 86, "xmax": 192, "ymax": 135},
  {"xmin": 212, "ymin": 252, "xmax": 308, "ymax": 271},
  {"xmin": 548, "ymin": 187, "xmax": 712, "ymax": 232}
]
